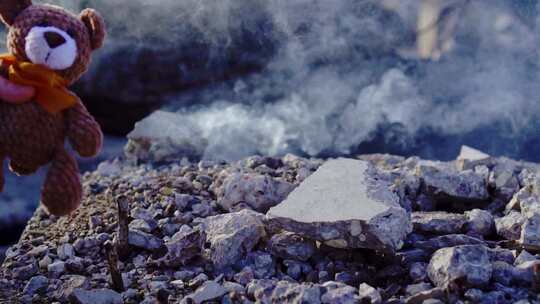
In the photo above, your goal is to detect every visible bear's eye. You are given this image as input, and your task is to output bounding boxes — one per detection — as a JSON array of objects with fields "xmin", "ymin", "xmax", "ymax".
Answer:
[{"xmin": 37, "ymin": 21, "xmax": 49, "ymax": 27}]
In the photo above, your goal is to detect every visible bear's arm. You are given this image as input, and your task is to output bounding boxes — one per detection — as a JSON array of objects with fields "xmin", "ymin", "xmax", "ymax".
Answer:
[{"xmin": 66, "ymin": 99, "xmax": 103, "ymax": 157}]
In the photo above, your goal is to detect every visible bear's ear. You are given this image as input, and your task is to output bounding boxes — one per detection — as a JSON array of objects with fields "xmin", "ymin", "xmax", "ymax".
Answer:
[
  {"xmin": 80, "ymin": 8, "xmax": 106, "ymax": 50},
  {"xmin": 0, "ymin": 0, "xmax": 32, "ymax": 26}
]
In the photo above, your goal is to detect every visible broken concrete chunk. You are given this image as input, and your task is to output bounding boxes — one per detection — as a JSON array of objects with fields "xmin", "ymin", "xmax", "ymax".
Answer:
[
  {"xmin": 201, "ymin": 209, "xmax": 266, "ymax": 268},
  {"xmin": 427, "ymin": 245, "xmax": 492, "ymax": 289},
  {"xmin": 457, "ymin": 146, "xmax": 490, "ymax": 162},
  {"xmin": 267, "ymin": 232, "xmax": 316, "ymax": 262},
  {"xmin": 412, "ymin": 212, "xmax": 467, "ymax": 235},
  {"xmin": 267, "ymin": 158, "xmax": 412, "ymax": 252}
]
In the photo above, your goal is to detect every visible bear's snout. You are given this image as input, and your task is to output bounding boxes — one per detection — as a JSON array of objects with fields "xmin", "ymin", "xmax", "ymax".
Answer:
[
  {"xmin": 24, "ymin": 26, "xmax": 77, "ymax": 71},
  {"xmin": 44, "ymin": 31, "xmax": 66, "ymax": 48}
]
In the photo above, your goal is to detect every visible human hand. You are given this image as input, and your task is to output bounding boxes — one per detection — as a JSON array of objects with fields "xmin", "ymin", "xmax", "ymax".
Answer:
[{"xmin": 0, "ymin": 76, "xmax": 35, "ymax": 104}]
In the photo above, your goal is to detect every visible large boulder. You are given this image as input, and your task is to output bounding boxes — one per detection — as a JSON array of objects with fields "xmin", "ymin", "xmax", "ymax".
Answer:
[{"xmin": 267, "ymin": 158, "xmax": 411, "ymax": 252}]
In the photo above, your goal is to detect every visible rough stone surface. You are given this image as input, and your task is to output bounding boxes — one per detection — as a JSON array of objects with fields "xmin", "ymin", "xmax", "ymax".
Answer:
[
  {"xmin": 358, "ymin": 283, "xmax": 382, "ymax": 304},
  {"xmin": 465, "ymin": 209, "xmax": 494, "ymax": 236},
  {"xmin": 69, "ymin": 288, "xmax": 123, "ymax": 304},
  {"xmin": 22, "ymin": 275, "xmax": 48, "ymax": 295},
  {"xmin": 416, "ymin": 164, "xmax": 489, "ymax": 203},
  {"xmin": 412, "ymin": 212, "xmax": 467, "ymax": 234},
  {"xmin": 216, "ymin": 172, "xmax": 294, "ymax": 213},
  {"xmin": 520, "ymin": 213, "xmax": 540, "ymax": 250},
  {"xmin": 427, "ymin": 245, "xmax": 492, "ymax": 289},
  {"xmin": 495, "ymin": 211, "xmax": 525, "ymax": 240},
  {"xmin": 201, "ymin": 209, "xmax": 266, "ymax": 268},
  {"xmin": 186, "ymin": 281, "xmax": 227, "ymax": 304},
  {"xmin": 267, "ymin": 158, "xmax": 412, "ymax": 252},
  {"xmin": 457, "ymin": 146, "xmax": 490, "ymax": 162},
  {"xmin": 267, "ymin": 232, "xmax": 316, "ymax": 262},
  {"xmin": 128, "ymin": 229, "xmax": 165, "ymax": 251}
]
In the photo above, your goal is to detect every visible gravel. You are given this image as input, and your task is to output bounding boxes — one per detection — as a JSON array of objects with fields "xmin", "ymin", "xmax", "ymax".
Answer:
[{"xmin": 1, "ymin": 148, "xmax": 540, "ymax": 303}]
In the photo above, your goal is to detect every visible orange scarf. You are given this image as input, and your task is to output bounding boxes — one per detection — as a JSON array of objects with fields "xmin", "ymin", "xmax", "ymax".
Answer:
[{"xmin": 0, "ymin": 53, "xmax": 77, "ymax": 113}]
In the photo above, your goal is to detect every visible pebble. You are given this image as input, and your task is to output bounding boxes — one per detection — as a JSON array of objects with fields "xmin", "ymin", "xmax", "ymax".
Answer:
[
  {"xmin": 358, "ymin": 283, "xmax": 381, "ymax": 304},
  {"xmin": 23, "ymin": 275, "xmax": 48, "ymax": 295},
  {"xmin": 57, "ymin": 243, "xmax": 75, "ymax": 260},
  {"xmin": 128, "ymin": 229, "xmax": 164, "ymax": 252},
  {"xmin": 185, "ymin": 281, "xmax": 227, "ymax": 304}
]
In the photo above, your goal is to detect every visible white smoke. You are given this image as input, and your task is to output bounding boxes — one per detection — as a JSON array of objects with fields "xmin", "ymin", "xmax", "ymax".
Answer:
[{"xmin": 37, "ymin": 0, "xmax": 540, "ymax": 161}]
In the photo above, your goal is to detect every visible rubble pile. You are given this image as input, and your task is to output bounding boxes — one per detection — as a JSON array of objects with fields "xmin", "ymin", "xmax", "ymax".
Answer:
[{"xmin": 1, "ymin": 146, "xmax": 540, "ymax": 303}]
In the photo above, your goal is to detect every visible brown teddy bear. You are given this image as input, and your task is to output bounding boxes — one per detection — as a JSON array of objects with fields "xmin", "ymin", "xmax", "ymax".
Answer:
[{"xmin": 0, "ymin": 0, "xmax": 106, "ymax": 215}]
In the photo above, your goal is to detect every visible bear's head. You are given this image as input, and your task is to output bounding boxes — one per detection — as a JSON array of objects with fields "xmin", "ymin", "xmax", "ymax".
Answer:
[{"xmin": 0, "ymin": 0, "xmax": 105, "ymax": 84}]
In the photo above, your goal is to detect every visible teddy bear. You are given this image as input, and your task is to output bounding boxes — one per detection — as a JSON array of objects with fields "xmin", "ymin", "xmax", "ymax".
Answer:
[{"xmin": 0, "ymin": 0, "xmax": 106, "ymax": 216}]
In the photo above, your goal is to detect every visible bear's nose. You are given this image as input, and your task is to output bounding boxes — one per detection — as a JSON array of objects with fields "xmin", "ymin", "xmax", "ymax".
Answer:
[{"xmin": 44, "ymin": 31, "xmax": 66, "ymax": 48}]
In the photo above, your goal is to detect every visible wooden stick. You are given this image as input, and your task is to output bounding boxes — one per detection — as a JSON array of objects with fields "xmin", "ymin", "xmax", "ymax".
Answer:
[
  {"xmin": 115, "ymin": 195, "xmax": 131, "ymax": 260},
  {"xmin": 104, "ymin": 240, "xmax": 125, "ymax": 292}
]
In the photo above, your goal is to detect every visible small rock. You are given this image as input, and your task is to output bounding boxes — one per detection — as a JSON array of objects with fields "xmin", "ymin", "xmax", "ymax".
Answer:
[
  {"xmin": 186, "ymin": 281, "xmax": 227, "ymax": 304},
  {"xmin": 13, "ymin": 262, "xmax": 38, "ymax": 280},
  {"xmin": 201, "ymin": 209, "xmax": 266, "ymax": 268},
  {"xmin": 405, "ymin": 282, "xmax": 432, "ymax": 296},
  {"xmin": 23, "ymin": 275, "xmax": 48, "ymax": 295},
  {"xmin": 414, "ymin": 234, "xmax": 485, "ymax": 253},
  {"xmin": 88, "ymin": 215, "xmax": 102, "ymax": 230},
  {"xmin": 66, "ymin": 257, "xmax": 85, "ymax": 273},
  {"xmin": 412, "ymin": 212, "xmax": 467, "ymax": 234},
  {"xmin": 189, "ymin": 273, "xmax": 209, "ymax": 289},
  {"xmin": 129, "ymin": 219, "xmax": 154, "ymax": 233},
  {"xmin": 416, "ymin": 164, "xmax": 489, "ymax": 204},
  {"xmin": 520, "ymin": 213, "xmax": 540, "ymax": 250},
  {"xmin": 358, "ymin": 283, "xmax": 381, "ymax": 304},
  {"xmin": 38, "ymin": 255, "xmax": 53, "ymax": 269},
  {"xmin": 404, "ymin": 287, "xmax": 445, "ymax": 304},
  {"xmin": 57, "ymin": 243, "xmax": 75, "ymax": 260},
  {"xmin": 268, "ymin": 232, "xmax": 316, "ymax": 261},
  {"xmin": 513, "ymin": 260, "xmax": 540, "ymax": 284},
  {"xmin": 495, "ymin": 211, "xmax": 525, "ymax": 240},
  {"xmin": 465, "ymin": 209, "xmax": 494, "ymax": 236},
  {"xmin": 270, "ymin": 281, "xmax": 321, "ymax": 303},
  {"xmin": 128, "ymin": 229, "xmax": 164, "ymax": 252},
  {"xmin": 409, "ymin": 262, "xmax": 427, "ymax": 282},
  {"xmin": 514, "ymin": 250, "xmax": 536, "ymax": 266},
  {"xmin": 427, "ymin": 245, "xmax": 492, "ymax": 289},
  {"xmin": 321, "ymin": 281, "xmax": 359, "ymax": 303},
  {"xmin": 216, "ymin": 172, "xmax": 294, "ymax": 212},
  {"xmin": 69, "ymin": 288, "xmax": 123, "ymax": 304},
  {"xmin": 491, "ymin": 261, "xmax": 514, "ymax": 286},
  {"xmin": 160, "ymin": 228, "xmax": 204, "ymax": 267},
  {"xmin": 268, "ymin": 159, "xmax": 412, "ymax": 252},
  {"xmin": 464, "ymin": 288, "xmax": 484, "ymax": 302},
  {"xmin": 222, "ymin": 281, "xmax": 245, "ymax": 294},
  {"xmin": 243, "ymin": 251, "xmax": 276, "ymax": 279},
  {"xmin": 48, "ymin": 261, "xmax": 66, "ymax": 277}
]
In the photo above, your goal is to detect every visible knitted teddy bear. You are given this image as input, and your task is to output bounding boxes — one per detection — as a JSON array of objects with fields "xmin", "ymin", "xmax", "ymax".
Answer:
[{"xmin": 0, "ymin": 0, "xmax": 106, "ymax": 215}]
